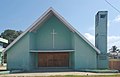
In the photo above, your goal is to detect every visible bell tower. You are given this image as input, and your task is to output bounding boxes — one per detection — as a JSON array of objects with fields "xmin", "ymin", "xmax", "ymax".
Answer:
[{"xmin": 95, "ymin": 11, "xmax": 108, "ymax": 69}]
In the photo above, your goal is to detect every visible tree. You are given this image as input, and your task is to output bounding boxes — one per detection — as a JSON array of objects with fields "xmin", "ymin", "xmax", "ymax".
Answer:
[
  {"xmin": 109, "ymin": 46, "xmax": 120, "ymax": 53},
  {"xmin": 109, "ymin": 45, "xmax": 120, "ymax": 59},
  {"xmin": 0, "ymin": 29, "xmax": 23, "ymax": 48}
]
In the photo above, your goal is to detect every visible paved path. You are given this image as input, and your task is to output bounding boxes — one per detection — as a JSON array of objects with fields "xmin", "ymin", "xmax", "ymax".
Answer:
[
  {"xmin": 0, "ymin": 67, "xmax": 119, "ymax": 76},
  {"xmin": 0, "ymin": 72, "xmax": 119, "ymax": 76}
]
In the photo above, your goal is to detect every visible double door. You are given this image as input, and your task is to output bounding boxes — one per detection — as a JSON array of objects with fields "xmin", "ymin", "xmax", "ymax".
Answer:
[{"xmin": 38, "ymin": 52, "xmax": 69, "ymax": 67}]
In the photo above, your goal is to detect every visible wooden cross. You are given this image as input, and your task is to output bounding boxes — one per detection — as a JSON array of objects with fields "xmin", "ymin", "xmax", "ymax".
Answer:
[{"xmin": 51, "ymin": 29, "xmax": 57, "ymax": 48}]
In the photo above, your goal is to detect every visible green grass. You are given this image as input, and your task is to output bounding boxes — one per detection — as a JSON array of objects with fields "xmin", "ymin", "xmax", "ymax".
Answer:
[{"xmin": 0, "ymin": 75, "xmax": 120, "ymax": 77}]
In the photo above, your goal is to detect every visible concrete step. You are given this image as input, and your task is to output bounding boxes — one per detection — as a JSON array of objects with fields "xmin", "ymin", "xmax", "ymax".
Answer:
[{"xmin": 32, "ymin": 68, "xmax": 74, "ymax": 72}]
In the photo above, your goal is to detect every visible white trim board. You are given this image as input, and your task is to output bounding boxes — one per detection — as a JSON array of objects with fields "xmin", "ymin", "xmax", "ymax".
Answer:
[{"xmin": 30, "ymin": 50, "xmax": 75, "ymax": 53}]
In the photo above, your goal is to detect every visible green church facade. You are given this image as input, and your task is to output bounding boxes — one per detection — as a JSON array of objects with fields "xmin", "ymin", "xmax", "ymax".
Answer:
[{"xmin": 4, "ymin": 8, "xmax": 108, "ymax": 71}]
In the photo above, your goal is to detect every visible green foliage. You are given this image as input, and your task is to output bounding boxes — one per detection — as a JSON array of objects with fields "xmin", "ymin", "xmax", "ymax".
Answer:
[
  {"xmin": 109, "ymin": 45, "xmax": 120, "ymax": 59},
  {"xmin": 109, "ymin": 46, "xmax": 120, "ymax": 53},
  {"xmin": 0, "ymin": 29, "xmax": 23, "ymax": 48}
]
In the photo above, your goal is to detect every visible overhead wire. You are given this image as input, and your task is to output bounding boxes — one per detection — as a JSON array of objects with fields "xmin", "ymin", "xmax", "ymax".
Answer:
[
  {"xmin": 105, "ymin": 0, "xmax": 120, "ymax": 13},
  {"xmin": 105, "ymin": 0, "xmax": 120, "ymax": 50}
]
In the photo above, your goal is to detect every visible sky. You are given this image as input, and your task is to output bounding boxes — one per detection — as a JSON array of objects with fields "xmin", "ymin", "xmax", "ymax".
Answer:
[{"xmin": 0, "ymin": 0, "xmax": 120, "ymax": 51}]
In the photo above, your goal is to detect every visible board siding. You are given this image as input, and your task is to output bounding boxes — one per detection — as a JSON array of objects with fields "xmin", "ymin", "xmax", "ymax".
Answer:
[{"xmin": 38, "ymin": 52, "xmax": 69, "ymax": 67}]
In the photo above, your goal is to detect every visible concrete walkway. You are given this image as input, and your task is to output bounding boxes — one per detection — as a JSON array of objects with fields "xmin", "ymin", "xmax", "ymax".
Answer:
[
  {"xmin": 0, "ymin": 67, "xmax": 119, "ymax": 76},
  {"xmin": 0, "ymin": 72, "xmax": 119, "ymax": 76}
]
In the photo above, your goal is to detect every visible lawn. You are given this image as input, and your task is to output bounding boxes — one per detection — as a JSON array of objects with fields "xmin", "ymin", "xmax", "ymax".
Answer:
[{"xmin": 0, "ymin": 75, "xmax": 120, "ymax": 77}]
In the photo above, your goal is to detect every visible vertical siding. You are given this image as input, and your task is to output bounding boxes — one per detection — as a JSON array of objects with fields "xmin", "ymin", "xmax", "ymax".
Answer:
[
  {"xmin": 7, "ymin": 33, "xmax": 30, "ymax": 71},
  {"xmin": 74, "ymin": 33, "xmax": 97, "ymax": 69},
  {"xmin": 29, "ymin": 53, "xmax": 38, "ymax": 69},
  {"xmin": 35, "ymin": 15, "xmax": 73, "ymax": 50},
  {"xmin": 29, "ymin": 32, "xmax": 36, "ymax": 50},
  {"xmin": 69, "ymin": 52, "xmax": 75, "ymax": 69},
  {"xmin": 29, "ymin": 15, "xmax": 75, "ymax": 69}
]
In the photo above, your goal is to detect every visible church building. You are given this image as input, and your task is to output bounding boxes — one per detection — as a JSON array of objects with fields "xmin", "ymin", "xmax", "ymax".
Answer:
[{"xmin": 4, "ymin": 8, "xmax": 108, "ymax": 71}]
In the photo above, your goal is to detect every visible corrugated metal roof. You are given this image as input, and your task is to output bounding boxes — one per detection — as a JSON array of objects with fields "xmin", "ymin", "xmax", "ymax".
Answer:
[{"xmin": 0, "ymin": 38, "xmax": 8, "ymax": 44}]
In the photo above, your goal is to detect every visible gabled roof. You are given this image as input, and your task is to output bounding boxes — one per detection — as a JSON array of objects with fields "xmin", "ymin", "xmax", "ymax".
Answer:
[{"xmin": 3, "ymin": 7, "xmax": 101, "ymax": 54}]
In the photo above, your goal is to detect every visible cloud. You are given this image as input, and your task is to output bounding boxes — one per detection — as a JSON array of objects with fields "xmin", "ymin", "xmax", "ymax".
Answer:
[
  {"xmin": 88, "ymin": 25, "xmax": 95, "ymax": 31},
  {"xmin": 84, "ymin": 33, "xmax": 120, "ymax": 51},
  {"xmin": 108, "ymin": 36, "xmax": 120, "ymax": 49},
  {"xmin": 113, "ymin": 15, "xmax": 120, "ymax": 23},
  {"xmin": 88, "ymin": 20, "xmax": 110, "ymax": 33},
  {"xmin": 106, "ymin": 15, "xmax": 120, "ymax": 28},
  {"xmin": 84, "ymin": 33, "xmax": 95, "ymax": 44},
  {"xmin": 108, "ymin": 20, "xmax": 110, "ymax": 27}
]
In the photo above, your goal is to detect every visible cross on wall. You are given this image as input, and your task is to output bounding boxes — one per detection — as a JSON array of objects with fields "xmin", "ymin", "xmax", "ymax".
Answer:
[{"xmin": 51, "ymin": 29, "xmax": 57, "ymax": 48}]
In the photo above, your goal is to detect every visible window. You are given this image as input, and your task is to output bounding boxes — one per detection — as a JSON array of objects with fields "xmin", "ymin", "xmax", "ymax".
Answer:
[{"xmin": 100, "ymin": 14, "xmax": 106, "ymax": 18}]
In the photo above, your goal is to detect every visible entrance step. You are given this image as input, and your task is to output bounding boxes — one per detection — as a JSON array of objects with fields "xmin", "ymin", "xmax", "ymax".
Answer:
[{"xmin": 33, "ymin": 68, "xmax": 74, "ymax": 72}]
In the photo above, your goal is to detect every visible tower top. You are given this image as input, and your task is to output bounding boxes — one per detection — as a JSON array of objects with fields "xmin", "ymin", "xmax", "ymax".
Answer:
[
  {"xmin": 96, "ymin": 11, "xmax": 108, "ymax": 18},
  {"xmin": 96, "ymin": 11, "xmax": 108, "ymax": 14}
]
